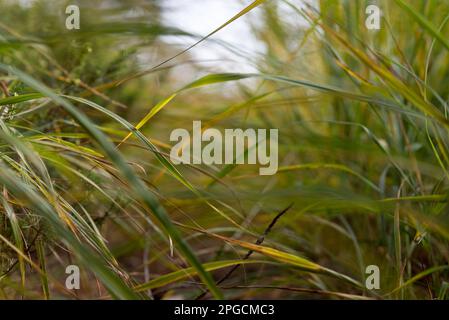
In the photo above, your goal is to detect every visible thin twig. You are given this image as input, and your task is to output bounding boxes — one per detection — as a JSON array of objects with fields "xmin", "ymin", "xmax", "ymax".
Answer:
[
  {"xmin": 221, "ymin": 285, "xmax": 376, "ymax": 300},
  {"xmin": 196, "ymin": 203, "xmax": 293, "ymax": 300}
]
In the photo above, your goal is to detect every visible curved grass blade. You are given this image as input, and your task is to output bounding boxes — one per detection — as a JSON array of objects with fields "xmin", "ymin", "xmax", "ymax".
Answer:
[
  {"xmin": 35, "ymin": 237, "xmax": 50, "ymax": 299},
  {"xmin": 0, "ymin": 165, "xmax": 139, "ymax": 299},
  {"xmin": 394, "ymin": 0, "xmax": 449, "ymax": 52},
  {"xmin": 135, "ymin": 259, "xmax": 272, "ymax": 292},
  {"xmin": 181, "ymin": 225, "xmax": 363, "ymax": 289},
  {"xmin": 388, "ymin": 265, "xmax": 449, "ymax": 296},
  {"xmin": 136, "ymin": 0, "xmax": 267, "ymax": 72},
  {"xmin": 0, "ymin": 63, "xmax": 223, "ymax": 300},
  {"xmin": 1, "ymin": 195, "xmax": 26, "ymax": 291},
  {"xmin": 278, "ymin": 163, "xmax": 381, "ymax": 192}
]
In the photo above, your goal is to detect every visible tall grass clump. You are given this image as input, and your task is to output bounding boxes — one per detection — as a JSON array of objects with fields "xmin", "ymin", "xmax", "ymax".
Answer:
[{"xmin": 0, "ymin": 0, "xmax": 448, "ymax": 300}]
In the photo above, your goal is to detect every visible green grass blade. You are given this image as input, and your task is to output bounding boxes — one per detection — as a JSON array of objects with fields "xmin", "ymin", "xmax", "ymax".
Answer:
[{"xmin": 0, "ymin": 63, "xmax": 223, "ymax": 300}]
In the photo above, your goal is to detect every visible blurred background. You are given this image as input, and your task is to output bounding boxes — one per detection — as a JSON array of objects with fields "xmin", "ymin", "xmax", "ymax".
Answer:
[{"xmin": 1, "ymin": 0, "xmax": 449, "ymax": 300}]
